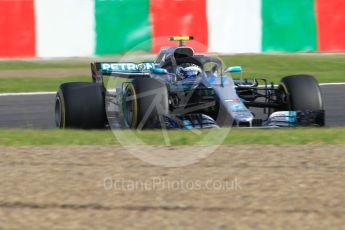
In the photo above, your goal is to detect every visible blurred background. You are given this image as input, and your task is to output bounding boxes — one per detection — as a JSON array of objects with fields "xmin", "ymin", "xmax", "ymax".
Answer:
[
  {"xmin": 0, "ymin": 2, "xmax": 345, "ymax": 229},
  {"xmin": 0, "ymin": 0, "xmax": 344, "ymax": 58}
]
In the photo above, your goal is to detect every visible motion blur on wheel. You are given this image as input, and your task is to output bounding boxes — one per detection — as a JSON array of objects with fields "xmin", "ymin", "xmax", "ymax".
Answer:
[{"xmin": 55, "ymin": 36, "xmax": 325, "ymax": 129}]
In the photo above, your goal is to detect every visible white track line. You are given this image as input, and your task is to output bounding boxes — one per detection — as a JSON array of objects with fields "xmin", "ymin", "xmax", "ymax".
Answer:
[
  {"xmin": 0, "ymin": 92, "xmax": 56, "ymax": 97},
  {"xmin": 257, "ymin": 82, "xmax": 345, "ymax": 88},
  {"xmin": 0, "ymin": 83, "xmax": 344, "ymax": 97},
  {"xmin": 320, "ymin": 82, "xmax": 345, "ymax": 86}
]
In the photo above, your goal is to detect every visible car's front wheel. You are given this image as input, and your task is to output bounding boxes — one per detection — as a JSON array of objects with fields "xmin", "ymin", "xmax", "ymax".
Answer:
[{"xmin": 277, "ymin": 74, "xmax": 325, "ymax": 126}]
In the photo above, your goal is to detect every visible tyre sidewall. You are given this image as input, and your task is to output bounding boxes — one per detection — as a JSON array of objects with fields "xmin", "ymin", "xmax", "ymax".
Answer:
[
  {"xmin": 123, "ymin": 78, "xmax": 168, "ymax": 129},
  {"xmin": 278, "ymin": 75, "xmax": 324, "ymax": 111},
  {"xmin": 56, "ymin": 82, "xmax": 106, "ymax": 129}
]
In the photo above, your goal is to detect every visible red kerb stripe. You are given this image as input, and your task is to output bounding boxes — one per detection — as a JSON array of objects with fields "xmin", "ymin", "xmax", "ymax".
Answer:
[
  {"xmin": 150, "ymin": 0, "xmax": 208, "ymax": 53},
  {"xmin": 316, "ymin": 0, "xmax": 345, "ymax": 51},
  {"xmin": 0, "ymin": 0, "xmax": 36, "ymax": 57}
]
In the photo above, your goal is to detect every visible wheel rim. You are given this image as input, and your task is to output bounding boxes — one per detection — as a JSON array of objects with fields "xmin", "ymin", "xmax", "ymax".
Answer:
[
  {"xmin": 123, "ymin": 86, "xmax": 137, "ymax": 128},
  {"xmin": 55, "ymin": 96, "xmax": 62, "ymax": 127}
]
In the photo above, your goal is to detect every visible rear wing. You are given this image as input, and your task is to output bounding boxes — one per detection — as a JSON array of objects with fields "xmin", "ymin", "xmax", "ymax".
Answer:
[{"xmin": 91, "ymin": 62, "xmax": 155, "ymax": 82}]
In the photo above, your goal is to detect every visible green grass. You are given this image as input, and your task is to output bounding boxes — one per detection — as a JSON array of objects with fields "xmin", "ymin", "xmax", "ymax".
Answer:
[
  {"xmin": 0, "ymin": 76, "xmax": 88, "ymax": 93},
  {"xmin": 0, "ymin": 54, "xmax": 344, "ymax": 92},
  {"xmin": 220, "ymin": 54, "xmax": 345, "ymax": 83},
  {"xmin": 0, "ymin": 128, "xmax": 344, "ymax": 145},
  {"xmin": 0, "ymin": 60, "xmax": 86, "ymax": 70}
]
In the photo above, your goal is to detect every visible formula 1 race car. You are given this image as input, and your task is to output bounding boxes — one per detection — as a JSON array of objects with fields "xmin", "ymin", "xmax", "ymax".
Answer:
[{"xmin": 55, "ymin": 36, "xmax": 325, "ymax": 129}]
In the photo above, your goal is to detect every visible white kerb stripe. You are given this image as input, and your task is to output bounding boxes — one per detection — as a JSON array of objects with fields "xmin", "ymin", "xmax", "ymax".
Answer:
[
  {"xmin": 207, "ymin": 0, "xmax": 262, "ymax": 53},
  {"xmin": 35, "ymin": 0, "xmax": 95, "ymax": 57}
]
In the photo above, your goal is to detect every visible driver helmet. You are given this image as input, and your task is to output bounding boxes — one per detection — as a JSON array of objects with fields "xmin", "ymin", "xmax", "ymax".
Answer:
[{"xmin": 176, "ymin": 63, "xmax": 202, "ymax": 80}]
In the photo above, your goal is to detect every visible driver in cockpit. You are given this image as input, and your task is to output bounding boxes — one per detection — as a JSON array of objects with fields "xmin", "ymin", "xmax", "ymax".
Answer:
[{"xmin": 175, "ymin": 63, "xmax": 202, "ymax": 80}]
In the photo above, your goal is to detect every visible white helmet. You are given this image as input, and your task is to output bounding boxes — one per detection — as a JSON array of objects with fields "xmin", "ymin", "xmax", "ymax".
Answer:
[{"xmin": 176, "ymin": 64, "xmax": 202, "ymax": 80}]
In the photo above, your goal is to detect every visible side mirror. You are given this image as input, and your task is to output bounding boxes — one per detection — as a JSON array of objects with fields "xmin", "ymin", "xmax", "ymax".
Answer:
[
  {"xmin": 151, "ymin": 67, "xmax": 168, "ymax": 74},
  {"xmin": 224, "ymin": 66, "xmax": 242, "ymax": 73}
]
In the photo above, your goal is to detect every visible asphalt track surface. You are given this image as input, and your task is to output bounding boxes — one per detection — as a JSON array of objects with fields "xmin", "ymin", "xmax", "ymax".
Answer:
[{"xmin": 0, "ymin": 85, "xmax": 344, "ymax": 128}]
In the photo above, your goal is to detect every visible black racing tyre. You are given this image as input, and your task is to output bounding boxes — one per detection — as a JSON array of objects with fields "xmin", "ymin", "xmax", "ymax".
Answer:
[
  {"xmin": 277, "ymin": 75, "xmax": 324, "ymax": 111},
  {"xmin": 55, "ymin": 82, "xmax": 106, "ymax": 129},
  {"xmin": 123, "ymin": 78, "xmax": 168, "ymax": 129},
  {"xmin": 277, "ymin": 75, "xmax": 324, "ymax": 126}
]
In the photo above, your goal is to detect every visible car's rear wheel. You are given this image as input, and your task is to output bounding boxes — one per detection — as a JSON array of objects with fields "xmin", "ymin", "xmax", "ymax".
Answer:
[
  {"xmin": 123, "ymin": 78, "xmax": 168, "ymax": 129},
  {"xmin": 55, "ymin": 82, "xmax": 106, "ymax": 129},
  {"xmin": 277, "ymin": 74, "xmax": 325, "ymax": 125}
]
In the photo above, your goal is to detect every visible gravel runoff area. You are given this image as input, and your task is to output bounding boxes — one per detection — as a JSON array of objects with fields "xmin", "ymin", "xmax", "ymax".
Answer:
[{"xmin": 0, "ymin": 145, "xmax": 344, "ymax": 229}]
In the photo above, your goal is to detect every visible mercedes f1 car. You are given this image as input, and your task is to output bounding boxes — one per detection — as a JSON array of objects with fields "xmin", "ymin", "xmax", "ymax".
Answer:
[{"xmin": 55, "ymin": 36, "xmax": 325, "ymax": 129}]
